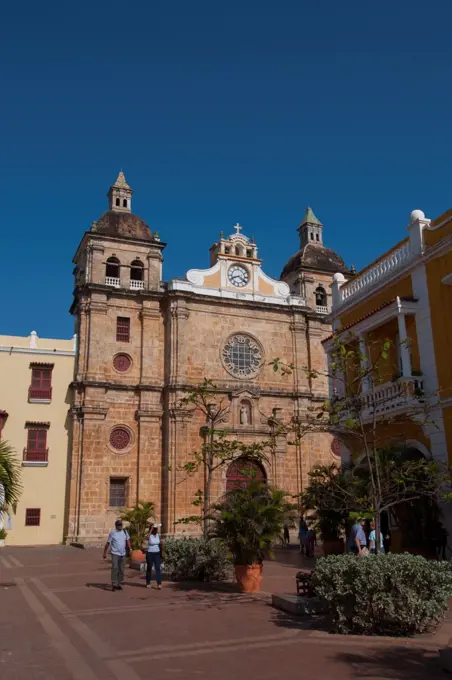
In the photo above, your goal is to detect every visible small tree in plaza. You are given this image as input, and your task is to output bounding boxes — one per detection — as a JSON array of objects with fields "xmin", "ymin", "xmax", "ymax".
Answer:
[
  {"xmin": 0, "ymin": 440, "xmax": 22, "ymax": 514},
  {"xmin": 178, "ymin": 379, "xmax": 269, "ymax": 537},
  {"xmin": 272, "ymin": 334, "xmax": 452, "ymax": 554}
]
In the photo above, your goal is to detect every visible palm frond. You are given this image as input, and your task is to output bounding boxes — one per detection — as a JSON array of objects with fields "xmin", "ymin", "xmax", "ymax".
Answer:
[{"xmin": 0, "ymin": 440, "xmax": 22, "ymax": 513}]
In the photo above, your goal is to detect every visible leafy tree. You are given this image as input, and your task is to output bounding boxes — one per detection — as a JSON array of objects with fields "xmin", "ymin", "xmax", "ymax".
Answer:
[
  {"xmin": 178, "ymin": 379, "xmax": 269, "ymax": 537},
  {"xmin": 0, "ymin": 440, "xmax": 22, "ymax": 514},
  {"xmin": 272, "ymin": 335, "xmax": 452, "ymax": 553}
]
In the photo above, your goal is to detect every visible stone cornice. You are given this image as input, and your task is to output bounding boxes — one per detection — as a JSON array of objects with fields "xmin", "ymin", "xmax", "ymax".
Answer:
[{"xmin": 71, "ymin": 380, "xmax": 163, "ymax": 392}]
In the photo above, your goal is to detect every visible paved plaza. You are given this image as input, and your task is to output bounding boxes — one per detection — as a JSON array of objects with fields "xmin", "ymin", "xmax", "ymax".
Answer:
[{"xmin": 0, "ymin": 545, "xmax": 449, "ymax": 679}]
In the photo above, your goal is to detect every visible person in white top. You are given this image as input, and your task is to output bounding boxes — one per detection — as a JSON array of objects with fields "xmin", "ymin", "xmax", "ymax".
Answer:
[{"xmin": 145, "ymin": 524, "xmax": 164, "ymax": 589}]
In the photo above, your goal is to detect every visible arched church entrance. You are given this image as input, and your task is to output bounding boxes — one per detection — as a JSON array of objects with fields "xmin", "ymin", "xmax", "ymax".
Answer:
[{"xmin": 226, "ymin": 458, "xmax": 266, "ymax": 493}]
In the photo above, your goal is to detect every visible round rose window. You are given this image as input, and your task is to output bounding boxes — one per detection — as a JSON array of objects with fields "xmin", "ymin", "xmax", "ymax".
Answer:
[
  {"xmin": 113, "ymin": 353, "xmax": 132, "ymax": 373},
  {"xmin": 109, "ymin": 427, "xmax": 131, "ymax": 451},
  {"xmin": 222, "ymin": 334, "xmax": 263, "ymax": 379}
]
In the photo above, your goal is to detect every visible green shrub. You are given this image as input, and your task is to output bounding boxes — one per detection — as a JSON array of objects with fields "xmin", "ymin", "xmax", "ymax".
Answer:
[
  {"xmin": 163, "ymin": 537, "xmax": 232, "ymax": 582},
  {"xmin": 0, "ymin": 528, "xmax": 7, "ymax": 540},
  {"xmin": 311, "ymin": 553, "xmax": 452, "ymax": 636}
]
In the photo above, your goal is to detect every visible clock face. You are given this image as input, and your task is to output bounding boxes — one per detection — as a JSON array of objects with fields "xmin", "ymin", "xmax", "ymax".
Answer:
[{"xmin": 228, "ymin": 265, "xmax": 249, "ymax": 287}]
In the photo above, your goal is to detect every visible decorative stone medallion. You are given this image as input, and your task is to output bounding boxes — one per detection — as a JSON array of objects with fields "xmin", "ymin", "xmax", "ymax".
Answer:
[
  {"xmin": 113, "ymin": 353, "xmax": 132, "ymax": 373},
  {"xmin": 109, "ymin": 427, "xmax": 131, "ymax": 452},
  {"xmin": 221, "ymin": 334, "xmax": 263, "ymax": 379}
]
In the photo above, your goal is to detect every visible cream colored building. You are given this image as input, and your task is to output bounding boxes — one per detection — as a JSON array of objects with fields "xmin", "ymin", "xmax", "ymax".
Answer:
[{"xmin": 0, "ymin": 331, "xmax": 75, "ymax": 545}]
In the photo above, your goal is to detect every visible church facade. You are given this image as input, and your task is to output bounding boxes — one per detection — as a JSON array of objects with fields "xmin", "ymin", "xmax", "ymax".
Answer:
[{"xmin": 67, "ymin": 173, "xmax": 350, "ymax": 543}]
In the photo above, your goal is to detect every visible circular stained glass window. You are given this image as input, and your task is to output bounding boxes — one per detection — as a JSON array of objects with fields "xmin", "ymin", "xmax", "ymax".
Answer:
[
  {"xmin": 221, "ymin": 334, "xmax": 263, "ymax": 379},
  {"xmin": 113, "ymin": 353, "xmax": 132, "ymax": 372},
  {"xmin": 109, "ymin": 427, "xmax": 131, "ymax": 451}
]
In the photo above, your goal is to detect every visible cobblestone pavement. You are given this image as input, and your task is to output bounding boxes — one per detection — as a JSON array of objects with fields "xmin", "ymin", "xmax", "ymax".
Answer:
[{"xmin": 0, "ymin": 545, "xmax": 448, "ymax": 679}]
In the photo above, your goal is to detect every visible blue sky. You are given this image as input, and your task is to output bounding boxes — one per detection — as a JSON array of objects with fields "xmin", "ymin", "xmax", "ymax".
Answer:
[{"xmin": 1, "ymin": 0, "xmax": 452, "ymax": 338}]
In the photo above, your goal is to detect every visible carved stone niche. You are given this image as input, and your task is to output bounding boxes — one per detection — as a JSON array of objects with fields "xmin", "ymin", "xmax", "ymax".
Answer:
[{"xmin": 230, "ymin": 389, "xmax": 260, "ymax": 430}]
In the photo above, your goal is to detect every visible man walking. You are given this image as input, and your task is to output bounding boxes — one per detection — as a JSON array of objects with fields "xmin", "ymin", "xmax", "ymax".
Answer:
[{"xmin": 103, "ymin": 519, "xmax": 131, "ymax": 591}]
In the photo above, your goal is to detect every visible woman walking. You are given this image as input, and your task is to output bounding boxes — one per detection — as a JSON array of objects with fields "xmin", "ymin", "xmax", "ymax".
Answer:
[{"xmin": 145, "ymin": 524, "xmax": 164, "ymax": 589}]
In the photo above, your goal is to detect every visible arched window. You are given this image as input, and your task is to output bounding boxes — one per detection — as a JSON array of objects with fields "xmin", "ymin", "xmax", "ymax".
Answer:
[
  {"xmin": 130, "ymin": 260, "xmax": 144, "ymax": 282},
  {"xmin": 123, "ymin": 199, "xmax": 127, "ymax": 208},
  {"xmin": 235, "ymin": 246, "xmax": 240, "ymax": 256},
  {"xmin": 106, "ymin": 257, "xmax": 120, "ymax": 280},
  {"xmin": 315, "ymin": 286, "xmax": 327, "ymax": 307},
  {"xmin": 115, "ymin": 198, "xmax": 120, "ymax": 207},
  {"xmin": 226, "ymin": 458, "xmax": 266, "ymax": 493}
]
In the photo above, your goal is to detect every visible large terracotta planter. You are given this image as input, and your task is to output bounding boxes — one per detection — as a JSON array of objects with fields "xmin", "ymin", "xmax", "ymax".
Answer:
[
  {"xmin": 322, "ymin": 539, "xmax": 344, "ymax": 556},
  {"xmin": 130, "ymin": 549, "xmax": 145, "ymax": 562},
  {"xmin": 234, "ymin": 564, "xmax": 263, "ymax": 593},
  {"xmin": 0, "ymin": 539, "xmax": 5, "ymax": 548}
]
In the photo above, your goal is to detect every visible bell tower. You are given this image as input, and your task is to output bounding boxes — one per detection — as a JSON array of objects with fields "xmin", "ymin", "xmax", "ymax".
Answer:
[
  {"xmin": 298, "ymin": 207, "xmax": 323, "ymax": 247},
  {"xmin": 107, "ymin": 171, "xmax": 133, "ymax": 213}
]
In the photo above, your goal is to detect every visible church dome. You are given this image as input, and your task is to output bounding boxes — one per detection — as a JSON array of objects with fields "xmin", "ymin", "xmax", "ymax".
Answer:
[
  {"xmin": 95, "ymin": 210, "xmax": 153, "ymax": 242},
  {"xmin": 281, "ymin": 243, "xmax": 350, "ymax": 278}
]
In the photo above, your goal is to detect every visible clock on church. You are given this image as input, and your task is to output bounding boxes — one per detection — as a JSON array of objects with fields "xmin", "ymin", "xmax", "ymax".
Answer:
[{"xmin": 228, "ymin": 265, "xmax": 249, "ymax": 287}]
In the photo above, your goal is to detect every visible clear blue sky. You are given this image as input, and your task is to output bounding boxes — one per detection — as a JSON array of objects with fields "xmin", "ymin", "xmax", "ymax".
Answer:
[{"xmin": 2, "ymin": 0, "xmax": 451, "ymax": 338}]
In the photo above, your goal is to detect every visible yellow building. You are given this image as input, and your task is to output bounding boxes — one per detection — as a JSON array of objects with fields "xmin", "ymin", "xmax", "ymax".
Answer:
[
  {"xmin": 0, "ymin": 331, "xmax": 75, "ymax": 545},
  {"xmin": 326, "ymin": 208, "xmax": 452, "ymax": 551}
]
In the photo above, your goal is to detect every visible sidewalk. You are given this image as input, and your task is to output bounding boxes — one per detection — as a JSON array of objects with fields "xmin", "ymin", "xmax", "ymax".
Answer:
[{"xmin": 0, "ymin": 544, "xmax": 448, "ymax": 679}]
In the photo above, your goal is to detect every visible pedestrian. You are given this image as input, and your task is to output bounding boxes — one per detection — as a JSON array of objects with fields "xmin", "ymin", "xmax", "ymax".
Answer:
[
  {"xmin": 103, "ymin": 519, "xmax": 131, "ymax": 591},
  {"xmin": 348, "ymin": 517, "xmax": 368, "ymax": 556},
  {"xmin": 145, "ymin": 523, "xmax": 164, "ymax": 589},
  {"xmin": 299, "ymin": 517, "xmax": 308, "ymax": 555},
  {"xmin": 368, "ymin": 520, "xmax": 385, "ymax": 554},
  {"xmin": 283, "ymin": 521, "xmax": 290, "ymax": 547},
  {"xmin": 306, "ymin": 527, "xmax": 316, "ymax": 558}
]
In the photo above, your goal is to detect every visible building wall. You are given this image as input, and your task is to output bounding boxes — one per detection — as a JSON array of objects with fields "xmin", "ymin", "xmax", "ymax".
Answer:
[
  {"xmin": 0, "ymin": 334, "xmax": 75, "ymax": 545},
  {"xmin": 339, "ymin": 276, "xmax": 413, "ymax": 329},
  {"xmin": 426, "ymin": 249, "xmax": 452, "ymax": 401}
]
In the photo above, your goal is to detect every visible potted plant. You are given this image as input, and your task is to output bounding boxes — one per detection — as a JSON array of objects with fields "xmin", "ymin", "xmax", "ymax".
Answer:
[
  {"xmin": 0, "ymin": 528, "xmax": 6, "ymax": 547},
  {"xmin": 209, "ymin": 480, "xmax": 292, "ymax": 593},
  {"xmin": 120, "ymin": 501, "xmax": 155, "ymax": 562}
]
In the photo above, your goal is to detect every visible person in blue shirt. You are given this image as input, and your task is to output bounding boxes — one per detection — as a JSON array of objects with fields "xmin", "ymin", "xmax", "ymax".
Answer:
[
  {"xmin": 299, "ymin": 517, "xmax": 308, "ymax": 555},
  {"xmin": 348, "ymin": 518, "xmax": 367, "ymax": 556},
  {"xmin": 368, "ymin": 519, "xmax": 385, "ymax": 554},
  {"xmin": 103, "ymin": 519, "xmax": 131, "ymax": 591}
]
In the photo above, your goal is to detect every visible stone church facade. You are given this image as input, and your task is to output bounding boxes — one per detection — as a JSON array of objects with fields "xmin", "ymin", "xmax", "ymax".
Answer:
[{"xmin": 66, "ymin": 173, "xmax": 350, "ymax": 543}]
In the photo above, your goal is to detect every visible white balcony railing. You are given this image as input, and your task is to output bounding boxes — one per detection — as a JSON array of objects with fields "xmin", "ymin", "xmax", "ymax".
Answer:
[
  {"xmin": 105, "ymin": 277, "xmax": 121, "ymax": 288},
  {"xmin": 130, "ymin": 280, "xmax": 144, "ymax": 290},
  {"xmin": 339, "ymin": 241, "xmax": 412, "ymax": 307},
  {"xmin": 340, "ymin": 376, "xmax": 424, "ymax": 422},
  {"xmin": 316, "ymin": 305, "xmax": 328, "ymax": 314}
]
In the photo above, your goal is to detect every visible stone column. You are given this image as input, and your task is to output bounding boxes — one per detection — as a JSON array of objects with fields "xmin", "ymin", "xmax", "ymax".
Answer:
[
  {"xmin": 359, "ymin": 333, "xmax": 371, "ymax": 392},
  {"xmin": 290, "ymin": 314, "xmax": 310, "ymax": 395},
  {"xmin": 136, "ymin": 408, "xmax": 163, "ymax": 514},
  {"xmin": 140, "ymin": 303, "xmax": 163, "ymax": 386},
  {"xmin": 163, "ymin": 406, "xmax": 192, "ymax": 535}
]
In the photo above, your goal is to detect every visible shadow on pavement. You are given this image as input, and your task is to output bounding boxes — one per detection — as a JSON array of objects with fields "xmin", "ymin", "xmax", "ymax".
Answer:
[
  {"xmin": 269, "ymin": 609, "xmax": 328, "ymax": 632},
  {"xmin": 86, "ymin": 583, "xmax": 112, "ymax": 591},
  {"xmin": 335, "ymin": 648, "xmax": 443, "ymax": 679}
]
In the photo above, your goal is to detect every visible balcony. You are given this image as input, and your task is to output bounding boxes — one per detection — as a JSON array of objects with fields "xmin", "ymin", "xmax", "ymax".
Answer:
[
  {"xmin": 316, "ymin": 305, "xmax": 328, "ymax": 315},
  {"xmin": 105, "ymin": 276, "xmax": 121, "ymax": 288},
  {"xmin": 130, "ymin": 280, "xmax": 144, "ymax": 290},
  {"xmin": 338, "ymin": 241, "xmax": 412, "ymax": 308},
  {"xmin": 340, "ymin": 376, "xmax": 424, "ymax": 423},
  {"xmin": 23, "ymin": 448, "xmax": 49, "ymax": 466},
  {"xmin": 28, "ymin": 387, "xmax": 52, "ymax": 402}
]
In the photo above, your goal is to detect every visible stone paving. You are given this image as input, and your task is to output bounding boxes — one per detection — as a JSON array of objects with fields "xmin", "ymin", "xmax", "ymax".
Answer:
[{"xmin": 0, "ymin": 544, "xmax": 449, "ymax": 679}]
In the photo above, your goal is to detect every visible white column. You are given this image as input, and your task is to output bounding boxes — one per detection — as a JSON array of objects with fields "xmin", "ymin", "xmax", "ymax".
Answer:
[
  {"xmin": 397, "ymin": 308, "xmax": 412, "ymax": 377},
  {"xmin": 359, "ymin": 334, "xmax": 370, "ymax": 392}
]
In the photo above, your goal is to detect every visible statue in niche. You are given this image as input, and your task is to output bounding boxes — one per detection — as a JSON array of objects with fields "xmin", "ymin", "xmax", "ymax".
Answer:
[{"xmin": 240, "ymin": 402, "xmax": 251, "ymax": 425}]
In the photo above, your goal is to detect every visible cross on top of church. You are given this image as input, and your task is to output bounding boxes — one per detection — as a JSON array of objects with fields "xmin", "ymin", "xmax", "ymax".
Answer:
[{"xmin": 233, "ymin": 223, "xmax": 243, "ymax": 235}]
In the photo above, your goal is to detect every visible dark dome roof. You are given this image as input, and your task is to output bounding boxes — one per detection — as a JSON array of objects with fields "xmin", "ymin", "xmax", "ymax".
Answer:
[
  {"xmin": 94, "ymin": 211, "xmax": 153, "ymax": 241},
  {"xmin": 281, "ymin": 243, "xmax": 350, "ymax": 278}
]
